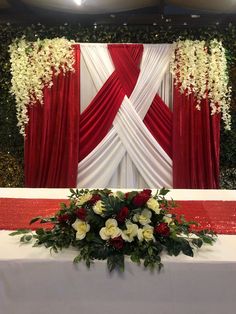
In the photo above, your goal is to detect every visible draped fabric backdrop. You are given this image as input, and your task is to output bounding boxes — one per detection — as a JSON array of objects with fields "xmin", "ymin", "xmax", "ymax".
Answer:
[
  {"xmin": 25, "ymin": 45, "xmax": 80, "ymax": 187},
  {"xmin": 24, "ymin": 43, "xmax": 220, "ymax": 189}
]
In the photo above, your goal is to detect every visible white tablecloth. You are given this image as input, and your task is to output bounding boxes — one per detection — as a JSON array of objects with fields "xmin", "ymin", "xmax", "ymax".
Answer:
[{"xmin": 1, "ymin": 188, "xmax": 236, "ymax": 314}]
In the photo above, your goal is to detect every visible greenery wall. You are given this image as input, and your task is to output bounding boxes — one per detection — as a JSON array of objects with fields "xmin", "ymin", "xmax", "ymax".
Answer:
[{"xmin": 0, "ymin": 23, "xmax": 235, "ymax": 188}]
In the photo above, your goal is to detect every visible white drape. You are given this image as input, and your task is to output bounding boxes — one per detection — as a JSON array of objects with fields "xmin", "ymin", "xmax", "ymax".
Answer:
[{"xmin": 78, "ymin": 44, "xmax": 173, "ymax": 189}]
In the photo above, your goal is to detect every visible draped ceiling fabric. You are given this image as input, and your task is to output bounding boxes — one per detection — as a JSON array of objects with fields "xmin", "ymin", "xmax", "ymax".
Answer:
[{"xmin": 24, "ymin": 43, "xmax": 220, "ymax": 189}]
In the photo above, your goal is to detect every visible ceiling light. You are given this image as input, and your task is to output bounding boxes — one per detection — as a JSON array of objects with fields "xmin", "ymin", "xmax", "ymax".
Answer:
[{"xmin": 74, "ymin": 0, "xmax": 86, "ymax": 6}]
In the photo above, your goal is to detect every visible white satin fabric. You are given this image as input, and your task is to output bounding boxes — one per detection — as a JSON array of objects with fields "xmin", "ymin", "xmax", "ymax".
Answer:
[{"xmin": 77, "ymin": 44, "xmax": 174, "ymax": 189}]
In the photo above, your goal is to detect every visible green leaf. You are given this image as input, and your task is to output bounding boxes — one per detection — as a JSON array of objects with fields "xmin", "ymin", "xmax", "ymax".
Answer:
[
  {"xmin": 73, "ymin": 255, "xmax": 82, "ymax": 264},
  {"xmin": 9, "ymin": 229, "xmax": 31, "ymax": 236},
  {"xmin": 159, "ymin": 188, "xmax": 170, "ymax": 196},
  {"xmin": 181, "ymin": 241, "xmax": 194, "ymax": 257},
  {"xmin": 201, "ymin": 235, "xmax": 214, "ymax": 245},
  {"xmin": 20, "ymin": 234, "xmax": 32, "ymax": 242},
  {"xmin": 29, "ymin": 216, "xmax": 42, "ymax": 225},
  {"xmin": 35, "ymin": 228, "xmax": 45, "ymax": 235},
  {"xmin": 192, "ymin": 238, "xmax": 203, "ymax": 248},
  {"xmin": 130, "ymin": 254, "xmax": 140, "ymax": 264},
  {"xmin": 148, "ymin": 247, "xmax": 153, "ymax": 256}
]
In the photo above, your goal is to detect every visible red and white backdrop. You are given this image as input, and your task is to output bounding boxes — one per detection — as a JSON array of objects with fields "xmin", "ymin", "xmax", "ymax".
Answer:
[{"xmin": 24, "ymin": 43, "xmax": 220, "ymax": 189}]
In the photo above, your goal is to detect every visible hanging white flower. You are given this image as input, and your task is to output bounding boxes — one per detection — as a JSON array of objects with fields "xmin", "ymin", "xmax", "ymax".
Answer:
[
  {"xmin": 170, "ymin": 39, "xmax": 231, "ymax": 130},
  {"xmin": 9, "ymin": 37, "xmax": 75, "ymax": 136}
]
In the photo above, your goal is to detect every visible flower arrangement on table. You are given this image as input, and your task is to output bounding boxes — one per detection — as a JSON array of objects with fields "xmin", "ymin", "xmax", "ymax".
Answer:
[{"xmin": 11, "ymin": 188, "xmax": 216, "ymax": 272}]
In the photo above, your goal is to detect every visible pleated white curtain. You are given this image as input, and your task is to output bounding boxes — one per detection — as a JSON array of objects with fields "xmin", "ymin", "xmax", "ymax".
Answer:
[{"xmin": 78, "ymin": 44, "xmax": 173, "ymax": 189}]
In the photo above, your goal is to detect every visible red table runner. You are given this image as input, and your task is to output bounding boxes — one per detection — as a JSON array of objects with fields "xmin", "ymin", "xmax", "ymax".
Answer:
[{"xmin": 0, "ymin": 198, "xmax": 236, "ymax": 234}]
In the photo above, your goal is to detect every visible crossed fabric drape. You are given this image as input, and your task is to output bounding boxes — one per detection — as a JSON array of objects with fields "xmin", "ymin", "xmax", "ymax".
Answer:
[
  {"xmin": 24, "ymin": 43, "xmax": 220, "ymax": 189},
  {"xmin": 77, "ymin": 44, "xmax": 173, "ymax": 188}
]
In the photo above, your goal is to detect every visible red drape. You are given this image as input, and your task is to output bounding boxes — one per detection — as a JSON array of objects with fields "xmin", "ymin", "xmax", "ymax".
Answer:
[
  {"xmin": 144, "ymin": 94, "xmax": 173, "ymax": 158},
  {"xmin": 24, "ymin": 45, "xmax": 80, "ymax": 188},
  {"xmin": 78, "ymin": 44, "xmax": 143, "ymax": 162},
  {"xmin": 173, "ymin": 86, "xmax": 221, "ymax": 189}
]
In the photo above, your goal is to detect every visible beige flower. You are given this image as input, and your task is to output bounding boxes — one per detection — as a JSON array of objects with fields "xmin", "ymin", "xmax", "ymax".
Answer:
[
  {"xmin": 93, "ymin": 200, "xmax": 106, "ymax": 216},
  {"xmin": 99, "ymin": 219, "xmax": 121, "ymax": 240},
  {"xmin": 137, "ymin": 225, "xmax": 154, "ymax": 242},
  {"xmin": 146, "ymin": 198, "xmax": 160, "ymax": 214},
  {"xmin": 72, "ymin": 219, "xmax": 90, "ymax": 240},
  {"xmin": 121, "ymin": 221, "xmax": 138, "ymax": 242},
  {"xmin": 133, "ymin": 209, "xmax": 152, "ymax": 226},
  {"xmin": 76, "ymin": 193, "xmax": 92, "ymax": 206}
]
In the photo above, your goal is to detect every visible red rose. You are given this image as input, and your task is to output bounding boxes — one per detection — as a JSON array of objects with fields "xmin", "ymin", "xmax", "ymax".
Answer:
[
  {"xmin": 154, "ymin": 222, "xmax": 170, "ymax": 237},
  {"xmin": 142, "ymin": 189, "xmax": 152, "ymax": 196},
  {"xmin": 125, "ymin": 192, "xmax": 130, "ymax": 199},
  {"xmin": 132, "ymin": 192, "xmax": 150, "ymax": 207},
  {"xmin": 58, "ymin": 213, "xmax": 70, "ymax": 223},
  {"xmin": 116, "ymin": 206, "xmax": 129, "ymax": 223},
  {"xmin": 88, "ymin": 194, "xmax": 101, "ymax": 205},
  {"xmin": 110, "ymin": 236, "xmax": 124, "ymax": 250},
  {"xmin": 76, "ymin": 207, "xmax": 87, "ymax": 220}
]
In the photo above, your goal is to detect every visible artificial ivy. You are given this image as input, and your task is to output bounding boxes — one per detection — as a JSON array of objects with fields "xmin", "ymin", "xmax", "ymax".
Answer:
[{"xmin": 0, "ymin": 22, "xmax": 235, "ymax": 187}]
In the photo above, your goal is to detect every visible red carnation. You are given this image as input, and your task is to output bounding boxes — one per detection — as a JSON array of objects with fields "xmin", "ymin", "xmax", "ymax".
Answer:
[
  {"xmin": 116, "ymin": 206, "xmax": 129, "ymax": 223},
  {"xmin": 132, "ymin": 192, "xmax": 150, "ymax": 207},
  {"xmin": 76, "ymin": 207, "xmax": 87, "ymax": 221},
  {"xmin": 110, "ymin": 236, "xmax": 124, "ymax": 250},
  {"xmin": 58, "ymin": 213, "xmax": 70, "ymax": 223},
  {"xmin": 89, "ymin": 194, "xmax": 101, "ymax": 205},
  {"xmin": 154, "ymin": 222, "xmax": 170, "ymax": 237}
]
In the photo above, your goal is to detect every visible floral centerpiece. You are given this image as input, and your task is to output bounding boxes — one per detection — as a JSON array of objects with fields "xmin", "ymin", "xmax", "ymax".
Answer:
[{"xmin": 11, "ymin": 188, "xmax": 216, "ymax": 272}]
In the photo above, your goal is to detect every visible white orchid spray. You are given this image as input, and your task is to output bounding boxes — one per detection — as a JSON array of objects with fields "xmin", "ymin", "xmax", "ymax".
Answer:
[
  {"xmin": 171, "ymin": 39, "xmax": 231, "ymax": 130},
  {"xmin": 9, "ymin": 37, "xmax": 75, "ymax": 136}
]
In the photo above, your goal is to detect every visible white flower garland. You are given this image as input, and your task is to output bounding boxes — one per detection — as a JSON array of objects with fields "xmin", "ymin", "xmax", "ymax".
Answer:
[
  {"xmin": 171, "ymin": 39, "xmax": 231, "ymax": 130},
  {"xmin": 9, "ymin": 37, "xmax": 75, "ymax": 136}
]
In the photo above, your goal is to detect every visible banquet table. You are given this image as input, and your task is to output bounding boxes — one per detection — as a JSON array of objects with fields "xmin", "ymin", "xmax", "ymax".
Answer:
[{"xmin": 1, "ymin": 188, "xmax": 236, "ymax": 314}]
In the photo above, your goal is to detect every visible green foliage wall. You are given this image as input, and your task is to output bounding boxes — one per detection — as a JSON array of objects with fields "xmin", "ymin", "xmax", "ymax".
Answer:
[{"xmin": 0, "ymin": 23, "xmax": 235, "ymax": 187}]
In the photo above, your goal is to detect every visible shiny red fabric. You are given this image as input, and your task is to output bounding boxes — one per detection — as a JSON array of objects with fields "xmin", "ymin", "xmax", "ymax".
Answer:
[
  {"xmin": 1, "ymin": 198, "xmax": 235, "ymax": 234},
  {"xmin": 173, "ymin": 86, "xmax": 221, "ymax": 188},
  {"xmin": 144, "ymin": 94, "xmax": 173, "ymax": 158},
  {"xmin": 24, "ymin": 45, "xmax": 80, "ymax": 188},
  {"xmin": 78, "ymin": 44, "xmax": 143, "ymax": 162}
]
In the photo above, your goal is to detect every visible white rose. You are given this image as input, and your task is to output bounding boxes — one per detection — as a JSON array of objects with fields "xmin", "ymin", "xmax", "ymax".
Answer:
[
  {"xmin": 93, "ymin": 200, "xmax": 106, "ymax": 216},
  {"xmin": 133, "ymin": 208, "xmax": 152, "ymax": 226},
  {"xmin": 137, "ymin": 225, "xmax": 154, "ymax": 242},
  {"xmin": 121, "ymin": 221, "xmax": 138, "ymax": 242},
  {"xmin": 146, "ymin": 198, "xmax": 161, "ymax": 214},
  {"xmin": 76, "ymin": 193, "xmax": 92, "ymax": 206},
  {"xmin": 99, "ymin": 219, "xmax": 121, "ymax": 240},
  {"xmin": 72, "ymin": 219, "xmax": 90, "ymax": 240}
]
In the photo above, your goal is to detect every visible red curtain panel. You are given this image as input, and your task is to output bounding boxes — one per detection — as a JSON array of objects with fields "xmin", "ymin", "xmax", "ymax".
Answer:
[
  {"xmin": 24, "ymin": 45, "xmax": 80, "ymax": 188},
  {"xmin": 172, "ymin": 86, "xmax": 220, "ymax": 189}
]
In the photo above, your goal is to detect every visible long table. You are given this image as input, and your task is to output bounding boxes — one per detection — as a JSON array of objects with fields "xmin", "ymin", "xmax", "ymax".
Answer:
[{"xmin": 1, "ymin": 188, "xmax": 236, "ymax": 314}]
